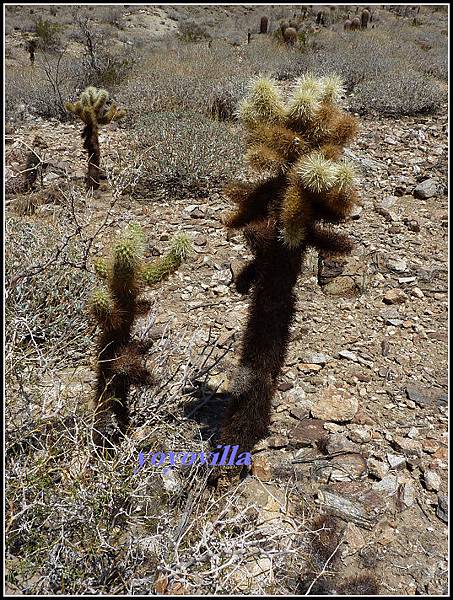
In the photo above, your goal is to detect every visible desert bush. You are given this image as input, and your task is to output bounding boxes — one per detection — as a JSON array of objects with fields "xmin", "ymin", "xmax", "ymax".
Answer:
[
  {"xmin": 134, "ymin": 110, "xmax": 244, "ymax": 198},
  {"xmin": 350, "ymin": 69, "xmax": 446, "ymax": 116},
  {"xmin": 178, "ymin": 20, "xmax": 212, "ymax": 42},
  {"xmin": 34, "ymin": 18, "xmax": 63, "ymax": 50},
  {"xmin": 5, "ymin": 217, "xmax": 94, "ymax": 372}
]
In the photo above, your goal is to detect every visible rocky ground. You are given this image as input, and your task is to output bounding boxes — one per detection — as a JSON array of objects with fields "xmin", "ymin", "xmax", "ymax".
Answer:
[{"xmin": 5, "ymin": 96, "xmax": 448, "ymax": 594}]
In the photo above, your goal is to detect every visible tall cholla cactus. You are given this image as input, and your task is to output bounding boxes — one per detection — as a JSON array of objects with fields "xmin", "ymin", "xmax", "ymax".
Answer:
[
  {"xmin": 66, "ymin": 86, "xmax": 126, "ymax": 190},
  {"xmin": 219, "ymin": 74, "xmax": 359, "ymax": 455},
  {"xmin": 89, "ymin": 224, "xmax": 191, "ymax": 450}
]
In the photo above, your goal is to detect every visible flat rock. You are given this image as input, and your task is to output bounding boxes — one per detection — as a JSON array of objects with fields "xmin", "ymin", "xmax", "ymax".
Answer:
[
  {"xmin": 424, "ymin": 470, "xmax": 441, "ymax": 492},
  {"xmin": 291, "ymin": 418, "xmax": 327, "ymax": 448},
  {"xmin": 311, "ymin": 385, "xmax": 359, "ymax": 423},
  {"xmin": 406, "ymin": 383, "xmax": 433, "ymax": 407},
  {"xmin": 317, "ymin": 482, "xmax": 386, "ymax": 529}
]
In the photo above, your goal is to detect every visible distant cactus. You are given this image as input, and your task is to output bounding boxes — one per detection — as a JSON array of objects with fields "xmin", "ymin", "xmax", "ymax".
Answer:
[
  {"xmin": 361, "ymin": 8, "xmax": 370, "ymax": 28},
  {"xmin": 283, "ymin": 26, "xmax": 298, "ymax": 46},
  {"xmin": 66, "ymin": 86, "xmax": 126, "ymax": 190},
  {"xmin": 25, "ymin": 38, "xmax": 37, "ymax": 64},
  {"xmin": 23, "ymin": 135, "xmax": 47, "ymax": 192},
  {"xmin": 280, "ymin": 20, "xmax": 289, "ymax": 36},
  {"xmin": 90, "ymin": 224, "xmax": 190, "ymax": 451},
  {"xmin": 344, "ymin": 19, "xmax": 352, "ymax": 31},
  {"xmin": 259, "ymin": 16, "xmax": 268, "ymax": 34},
  {"xmin": 288, "ymin": 18, "xmax": 299, "ymax": 31},
  {"xmin": 220, "ymin": 74, "xmax": 360, "ymax": 455},
  {"xmin": 350, "ymin": 16, "xmax": 361, "ymax": 30}
]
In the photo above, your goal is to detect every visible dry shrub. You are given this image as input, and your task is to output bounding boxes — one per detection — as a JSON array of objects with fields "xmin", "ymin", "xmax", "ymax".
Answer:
[
  {"xmin": 350, "ymin": 69, "xmax": 446, "ymax": 116},
  {"xmin": 133, "ymin": 110, "xmax": 245, "ymax": 198}
]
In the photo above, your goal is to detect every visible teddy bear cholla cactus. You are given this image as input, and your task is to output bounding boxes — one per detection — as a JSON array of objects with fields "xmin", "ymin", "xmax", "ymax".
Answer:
[
  {"xmin": 90, "ymin": 224, "xmax": 191, "ymax": 451},
  {"xmin": 66, "ymin": 86, "xmax": 126, "ymax": 190},
  {"xmin": 219, "ymin": 74, "xmax": 359, "ymax": 454}
]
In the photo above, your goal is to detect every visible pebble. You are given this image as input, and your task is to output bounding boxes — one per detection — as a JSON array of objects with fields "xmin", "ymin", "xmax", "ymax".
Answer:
[
  {"xmin": 424, "ymin": 470, "xmax": 441, "ymax": 492},
  {"xmin": 413, "ymin": 178, "xmax": 438, "ymax": 199},
  {"xmin": 383, "ymin": 288, "xmax": 408, "ymax": 305}
]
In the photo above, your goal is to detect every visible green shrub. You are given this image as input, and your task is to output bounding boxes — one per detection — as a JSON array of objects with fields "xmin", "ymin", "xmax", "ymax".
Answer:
[{"xmin": 34, "ymin": 18, "xmax": 63, "ymax": 49}]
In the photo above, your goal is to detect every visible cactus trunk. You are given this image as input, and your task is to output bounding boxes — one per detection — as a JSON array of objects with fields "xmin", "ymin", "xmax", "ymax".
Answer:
[{"xmin": 82, "ymin": 118, "xmax": 101, "ymax": 190}]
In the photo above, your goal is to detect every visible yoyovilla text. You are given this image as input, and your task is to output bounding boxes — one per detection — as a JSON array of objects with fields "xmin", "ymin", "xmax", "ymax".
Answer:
[{"xmin": 134, "ymin": 445, "xmax": 251, "ymax": 474}]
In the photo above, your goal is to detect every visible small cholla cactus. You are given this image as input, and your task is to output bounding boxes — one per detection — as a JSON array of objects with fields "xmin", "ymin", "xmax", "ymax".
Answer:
[
  {"xmin": 23, "ymin": 135, "xmax": 47, "ymax": 191},
  {"xmin": 259, "ymin": 16, "xmax": 268, "ymax": 34},
  {"xmin": 361, "ymin": 8, "xmax": 370, "ymax": 29},
  {"xmin": 350, "ymin": 16, "xmax": 361, "ymax": 30},
  {"xmin": 89, "ymin": 224, "xmax": 191, "ymax": 451},
  {"xmin": 66, "ymin": 86, "xmax": 126, "ymax": 190},
  {"xmin": 219, "ymin": 74, "xmax": 359, "ymax": 456},
  {"xmin": 280, "ymin": 20, "xmax": 289, "ymax": 36},
  {"xmin": 344, "ymin": 18, "xmax": 352, "ymax": 31},
  {"xmin": 283, "ymin": 26, "xmax": 298, "ymax": 46}
]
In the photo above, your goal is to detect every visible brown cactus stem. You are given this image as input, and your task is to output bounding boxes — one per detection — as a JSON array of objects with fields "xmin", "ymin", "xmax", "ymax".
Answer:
[
  {"xmin": 82, "ymin": 117, "xmax": 101, "ymax": 190},
  {"xmin": 92, "ymin": 292, "xmax": 136, "ymax": 449},
  {"xmin": 219, "ymin": 223, "xmax": 305, "ymax": 452}
]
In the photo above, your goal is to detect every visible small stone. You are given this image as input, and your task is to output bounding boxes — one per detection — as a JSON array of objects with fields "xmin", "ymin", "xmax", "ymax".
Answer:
[
  {"xmin": 387, "ymin": 454, "xmax": 406, "ymax": 470},
  {"xmin": 407, "ymin": 427, "xmax": 419, "ymax": 439},
  {"xmin": 326, "ymin": 433, "xmax": 360, "ymax": 454},
  {"xmin": 393, "ymin": 436, "xmax": 423, "ymax": 458},
  {"xmin": 347, "ymin": 425, "xmax": 372, "ymax": 444},
  {"xmin": 311, "ymin": 385, "xmax": 359, "ymax": 422},
  {"xmin": 303, "ymin": 353, "xmax": 332, "ymax": 366},
  {"xmin": 413, "ymin": 178, "xmax": 438, "ymax": 199},
  {"xmin": 406, "ymin": 384, "xmax": 433, "ymax": 407},
  {"xmin": 338, "ymin": 350, "xmax": 358, "ymax": 362},
  {"xmin": 424, "ymin": 470, "xmax": 441, "ymax": 492},
  {"xmin": 411, "ymin": 287, "xmax": 424, "ymax": 299},
  {"xmin": 399, "ymin": 482, "xmax": 416, "ymax": 508},
  {"xmin": 298, "ymin": 363, "xmax": 323, "ymax": 372},
  {"xmin": 383, "ymin": 288, "xmax": 408, "ymax": 305},
  {"xmin": 251, "ymin": 455, "xmax": 272, "ymax": 481},
  {"xmin": 189, "ymin": 207, "xmax": 205, "ymax": 219},
  {"xmin": 291, "ymin": 419, "xmax": 327, "ymax": 448},
  {"xmin": 372, "ymin": 474, "xmax": 399, "ymax": 496},
  {"xmin": 387, "ymin": 258, "xmax": 407, "ymax": 272},
  {"xmin": 344, "ymin": 522, "xmax": 366, "ymax": 550},
  {"xmin": 367, "ymin": 457, "xmax": 389, "ymax": 480},
  {"xmin": 328, "ymin": 453, "xmax": 368, "ymax": 482},
  {"xmin": 350, "ymin": 205, "xmax": 363, "ymax": 219},
  {"xmin": 437, "ymin": 495, "xmax": 448, "ymax": 524}
]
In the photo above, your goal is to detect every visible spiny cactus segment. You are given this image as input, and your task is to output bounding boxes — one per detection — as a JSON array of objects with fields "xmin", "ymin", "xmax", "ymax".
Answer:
[
  {"xmin": 142, "ymin": 233, "xmax": 192, "ymax": 286},
  {"xmin": 228, "ymin": 73, "xmax": 359, "ymax": 250},
  {"xmin": 89, "ymin": 224, "xmax": 190, "ymax": 452}
]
